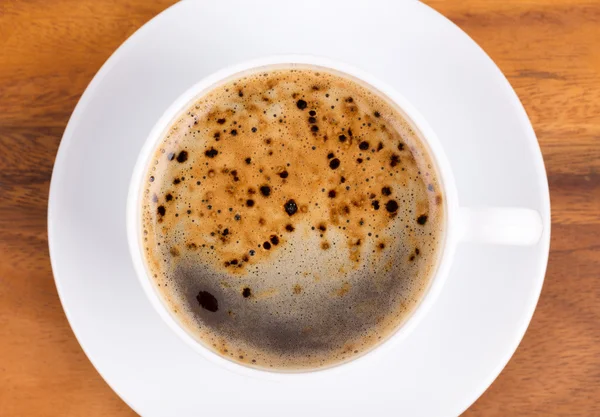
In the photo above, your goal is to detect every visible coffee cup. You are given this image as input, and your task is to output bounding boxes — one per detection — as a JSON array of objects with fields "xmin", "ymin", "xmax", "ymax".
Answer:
[{"xmin": 127, "ymin": 55, "xmax": 543, "ymax": 378}]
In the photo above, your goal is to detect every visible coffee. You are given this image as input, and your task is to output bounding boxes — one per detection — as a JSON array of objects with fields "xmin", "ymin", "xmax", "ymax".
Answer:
[{"xmin": 140, "ymin": 66, "xmax": 445, "ymax": 371}]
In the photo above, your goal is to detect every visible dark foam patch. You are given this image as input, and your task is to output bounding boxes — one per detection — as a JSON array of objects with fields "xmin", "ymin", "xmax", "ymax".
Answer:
[{"xmin": 169, "ymin": 243, "xmax": 417, "ymax": 363}]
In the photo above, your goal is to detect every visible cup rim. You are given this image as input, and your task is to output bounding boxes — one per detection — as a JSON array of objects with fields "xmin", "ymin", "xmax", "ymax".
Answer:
[{"xmin": 126, "ymin": 54, "xmax": 459, "ymax": 380}]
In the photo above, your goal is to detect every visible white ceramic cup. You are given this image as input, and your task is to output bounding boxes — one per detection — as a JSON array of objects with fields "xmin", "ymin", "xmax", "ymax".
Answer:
[{"xmin": 127, "ymin": 55, "xmax": 543, "ymax": 379}]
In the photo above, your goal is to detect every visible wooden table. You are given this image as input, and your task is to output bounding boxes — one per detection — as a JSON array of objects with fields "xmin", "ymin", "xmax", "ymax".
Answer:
[{"xmin": 1, "ymin": 1, "xmax": 598, "ymax": 415}]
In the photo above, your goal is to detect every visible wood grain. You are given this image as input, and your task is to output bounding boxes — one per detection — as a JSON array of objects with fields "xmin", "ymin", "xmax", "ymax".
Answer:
[{"xmin": 0, "ymin": 0, "xmax": 598, "ymax": 415}]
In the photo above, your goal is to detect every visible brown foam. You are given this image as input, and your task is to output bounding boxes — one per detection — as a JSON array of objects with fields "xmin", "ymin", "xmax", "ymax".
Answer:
[{"xmin": 141, "ymin": 66, "xmax": 445, "ymax": 371}]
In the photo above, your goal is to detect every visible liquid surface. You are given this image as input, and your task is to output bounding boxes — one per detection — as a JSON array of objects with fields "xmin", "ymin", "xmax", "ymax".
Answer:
[{"xmin": 141, "ymin": 66, "xmax": 445, "ymax": 370}]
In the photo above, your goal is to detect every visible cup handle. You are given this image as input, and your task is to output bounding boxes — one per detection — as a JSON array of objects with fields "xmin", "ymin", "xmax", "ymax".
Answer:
[{"xmin": 458, "ymin": 207, "xmax": 544, "ymax": 246}]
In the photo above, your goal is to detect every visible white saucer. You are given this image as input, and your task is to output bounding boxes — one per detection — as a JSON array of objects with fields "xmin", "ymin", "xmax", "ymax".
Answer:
[{"xmin": 48, "ymin": 1, "xmax": 550, "ymax": 416}]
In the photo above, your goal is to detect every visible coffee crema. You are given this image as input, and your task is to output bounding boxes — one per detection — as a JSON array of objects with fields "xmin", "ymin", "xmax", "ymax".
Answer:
[{"xmin": 141, "ymin": 66, "xmax": 445, "ymax": 371}]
